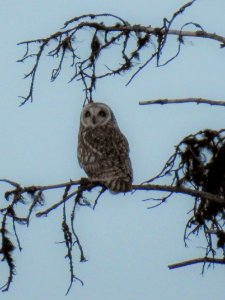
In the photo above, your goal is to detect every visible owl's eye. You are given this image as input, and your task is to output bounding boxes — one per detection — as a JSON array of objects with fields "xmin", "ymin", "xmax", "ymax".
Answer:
[
  {"xmin": 84, "ymin": 111, "xmax": 91, "ymax": 118},
  {"xmin": 98, "ymin": 110, "xmax": 106, "ymax": 117}
]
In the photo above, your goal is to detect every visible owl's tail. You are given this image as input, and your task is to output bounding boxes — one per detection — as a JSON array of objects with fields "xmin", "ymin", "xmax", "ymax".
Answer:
[{"xmin": 106, "ymin": 177, "xmax": 132, "ymax": 193}]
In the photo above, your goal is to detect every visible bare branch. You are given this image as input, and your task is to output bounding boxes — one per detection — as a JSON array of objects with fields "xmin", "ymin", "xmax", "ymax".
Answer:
[
  {"xmin": 11, "ymin": 179, "xmax": 81, "ymax": 192},
  {"xmin": 36, "ymin": 190, "xmax": 78, "ymax": 217},
  {"xmin": 2, "ymin": 179, "xmax": 224, "ymax": 205},
  {"xmin": 18, "ymin": 41, "xmax": 49, "ymax": 105},
  {"xmin": 168, "ymin": 257, "xmax": 225, "ymax": 269},
  {"xmin": 17, "ymin": 4, "xmax": 225, "ymax": 103},
  {"xmin": 133, "ymin": 184, "xmax": 225, "ymax": 204},
  {"xmin": 1, "ymin": 166, "xmax": 225, "ymax": 291},
  {"xmin": 139, "ymin": 98, "xmax": 225, "ymax": 107},
  {"xmin": 57, "ymin": 23, "xmax": 225, "ymax": 46}
]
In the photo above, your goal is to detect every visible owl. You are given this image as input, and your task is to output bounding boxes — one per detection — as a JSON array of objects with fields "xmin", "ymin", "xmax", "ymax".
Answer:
[{"xmin": 77, "ymin": 102, "xmax": 133, "ymax": 193}]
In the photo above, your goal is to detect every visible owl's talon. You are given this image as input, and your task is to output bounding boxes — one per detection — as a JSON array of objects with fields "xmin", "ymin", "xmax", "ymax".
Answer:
[{"xmin": 80, "ymin": 177, "xmax": 90, "ymax": 187}]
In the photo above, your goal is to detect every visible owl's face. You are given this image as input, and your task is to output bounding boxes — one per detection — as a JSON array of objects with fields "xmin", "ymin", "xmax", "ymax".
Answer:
[{"xmin": 80, "ymin": 102, "xmax": 113, "ymax": 128}]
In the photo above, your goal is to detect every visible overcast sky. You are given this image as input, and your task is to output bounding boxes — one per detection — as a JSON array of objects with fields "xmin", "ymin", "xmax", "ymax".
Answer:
[{"xmin": 1, "ymin": 1, "xmax": 225, "ymax": 300}]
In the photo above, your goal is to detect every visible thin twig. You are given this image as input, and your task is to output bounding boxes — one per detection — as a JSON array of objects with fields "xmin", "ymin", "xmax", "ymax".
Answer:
[{"xmin": 36, "ymin": 190, "xmax": 78, "ymax": 217}]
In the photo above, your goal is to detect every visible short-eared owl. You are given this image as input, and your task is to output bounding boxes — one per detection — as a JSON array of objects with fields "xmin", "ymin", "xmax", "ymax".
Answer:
[{"xmin": 77, "ymin": 102, "xmax": 133, "ymax": 193}]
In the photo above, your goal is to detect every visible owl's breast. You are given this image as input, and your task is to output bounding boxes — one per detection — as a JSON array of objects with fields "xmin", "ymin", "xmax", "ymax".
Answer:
[
  {"xmin": 77, "ymin": 124, "xmax": 131, "ymax": 179},
  {"xmin": 83, "ymin": 126, "xmax": 116, "ymax": 152}
]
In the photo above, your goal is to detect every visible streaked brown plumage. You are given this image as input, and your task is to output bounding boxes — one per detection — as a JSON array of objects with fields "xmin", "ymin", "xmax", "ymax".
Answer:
[{"xmin": 77, "ymin": 102, "xmax": 132, "ymax": 192}]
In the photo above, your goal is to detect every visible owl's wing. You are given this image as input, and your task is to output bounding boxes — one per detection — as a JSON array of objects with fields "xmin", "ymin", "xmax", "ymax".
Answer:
[
  {"xmin": 110, "ymin": 127, "xmax": 133, "ymax": 180},
  {"xmin": 111, "ymin": 127, "xmax": 130, "ymax": 156}
]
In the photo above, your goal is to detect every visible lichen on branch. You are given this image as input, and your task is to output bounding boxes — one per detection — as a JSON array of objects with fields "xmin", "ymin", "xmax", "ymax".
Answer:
[{"xmin": 17, "ymin": 0, "xmax": 225, "ymax": 104}]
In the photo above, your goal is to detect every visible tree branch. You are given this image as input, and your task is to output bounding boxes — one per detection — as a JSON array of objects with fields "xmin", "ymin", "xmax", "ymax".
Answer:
[
  {"xmin": 17, "ymin": 7, "xmax": 225, "ymax": 104},
  {"xmin": 133, "ymin": 184, "xmax": 225, "ymax": 204},
  {"xmin": 60, "ymin": 23, "xmax": 225, "ymax": 45},
  {"xmin": 168, "ymin": 257, "xmax": 225, "ymax": 269},
  {"xmin": 139, "ymin": 98, "xmax": 225, "ymax": 107},
  {"xmin": 1, "ymin": 178, "xmax": 224, "ymax": 205},
  {"xmin": 1, "ymin": 174, "xmax": 225, "ymax": 291}
]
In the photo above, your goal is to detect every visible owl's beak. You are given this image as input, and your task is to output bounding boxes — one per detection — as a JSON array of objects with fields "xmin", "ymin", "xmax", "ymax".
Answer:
[{"xmin": 92, "ymin": 116, "xmax": 96, "ymax": 125}]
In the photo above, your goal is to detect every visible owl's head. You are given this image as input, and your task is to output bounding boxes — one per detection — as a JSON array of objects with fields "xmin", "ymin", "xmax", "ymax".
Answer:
[{"xmin": 80, "ymin": 102, "xmax": 117, "ymax": 128}]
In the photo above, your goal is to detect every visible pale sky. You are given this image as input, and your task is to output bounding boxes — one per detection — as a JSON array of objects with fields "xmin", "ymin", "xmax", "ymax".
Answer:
[{"xmin": 1, "ymin": 1, "xmax": 225, "ymax": 300}]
